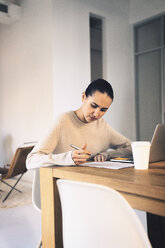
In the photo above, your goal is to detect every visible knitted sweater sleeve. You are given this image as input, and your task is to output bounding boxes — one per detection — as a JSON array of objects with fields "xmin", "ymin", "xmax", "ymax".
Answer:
[
  {"xmin": 99, "ymin": 124, "xmax": 132, "ymax": 160},
  {"xmin": 26, "ymin": 116, "xmax": 75, "ymax": 170}
]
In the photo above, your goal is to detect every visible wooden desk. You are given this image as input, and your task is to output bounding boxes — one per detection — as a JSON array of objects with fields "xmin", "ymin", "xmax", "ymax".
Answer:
[{"xmin": 40, "ymin": 161, "xmax": 165, "ymax": 248}]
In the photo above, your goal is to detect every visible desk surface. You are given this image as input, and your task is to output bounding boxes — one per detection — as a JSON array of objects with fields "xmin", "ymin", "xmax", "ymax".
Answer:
[{"xmin": 40, "ymin": 161, "xmax": 165, "ymax": 248}]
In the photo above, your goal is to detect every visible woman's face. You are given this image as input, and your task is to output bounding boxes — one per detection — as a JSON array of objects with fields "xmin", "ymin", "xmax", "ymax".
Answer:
[{"xmin": 81, "ymin": 91, "xmax": 113, "ymax": 123}]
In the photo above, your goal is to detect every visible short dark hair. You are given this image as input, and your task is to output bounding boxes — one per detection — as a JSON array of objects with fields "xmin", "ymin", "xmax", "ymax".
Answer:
[{"xmin": 85, "ymin": 78, "xmax": 114, "ymax": 100}]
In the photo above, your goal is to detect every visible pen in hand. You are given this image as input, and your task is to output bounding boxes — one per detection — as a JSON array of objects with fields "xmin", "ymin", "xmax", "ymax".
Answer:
[
  {"xmin": 70, "ymin": 144, "xmax": 95, "ymax": 162},
  {"xmin": 70, "ymin": 144, "xmax": 91, "ymax": 164}
]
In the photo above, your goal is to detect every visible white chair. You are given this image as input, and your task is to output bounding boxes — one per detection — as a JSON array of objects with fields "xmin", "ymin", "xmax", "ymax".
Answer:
[
  {"xmin": 57, "ymin": 180, "xmax": 152, "ymax": 248},
  {"xmin": 32, "ymin": 170, "xmax": 42, "ymax": 248}
]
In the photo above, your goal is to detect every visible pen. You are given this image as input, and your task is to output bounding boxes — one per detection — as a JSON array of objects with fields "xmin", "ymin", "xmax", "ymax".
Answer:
[
  {"xmin": 70, "ymin": 144, "xmax": 91, "ymax": 155},
  {"xmin": 70, "ymin": 144, "xmax": 82, "ymax": 150}
]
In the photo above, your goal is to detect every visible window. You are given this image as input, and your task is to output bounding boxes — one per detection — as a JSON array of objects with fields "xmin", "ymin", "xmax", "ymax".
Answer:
[{"xmin": 134, "ymin": 15, "xmax": 165, "ymax": 141}]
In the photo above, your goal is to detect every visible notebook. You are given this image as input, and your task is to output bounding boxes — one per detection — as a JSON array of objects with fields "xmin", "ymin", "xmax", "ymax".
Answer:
[{"xmin": 149, "ymin": 124, "xmax": 165, "ymax": 163}]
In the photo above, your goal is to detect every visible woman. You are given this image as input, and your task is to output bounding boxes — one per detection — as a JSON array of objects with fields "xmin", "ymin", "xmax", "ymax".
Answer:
[{"xmin": 26, "ymin": 79, "xmax": 132, "ymax": 169}]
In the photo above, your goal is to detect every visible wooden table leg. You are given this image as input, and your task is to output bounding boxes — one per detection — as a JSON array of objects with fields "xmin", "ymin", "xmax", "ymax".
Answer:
[{"xmin": 40, "ymin": 168, "xmax": 63, "ymax": 248}]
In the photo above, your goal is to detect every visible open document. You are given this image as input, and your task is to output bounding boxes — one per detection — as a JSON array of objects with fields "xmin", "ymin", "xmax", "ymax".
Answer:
[{"xmin": 81, "ymin": 161, "xmax": 134, "ymax": 170}]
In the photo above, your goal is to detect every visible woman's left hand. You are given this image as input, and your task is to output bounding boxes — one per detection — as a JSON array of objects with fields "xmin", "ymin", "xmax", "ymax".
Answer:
[{"xmin": 94, "ymin": 154, "xmax": 106, "ymax": 162}]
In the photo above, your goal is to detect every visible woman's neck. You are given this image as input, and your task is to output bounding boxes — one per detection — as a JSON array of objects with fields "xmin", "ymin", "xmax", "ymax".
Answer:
[{"xmin": 74, "ymin": 108, "xmax": 86, "ymax": 123}]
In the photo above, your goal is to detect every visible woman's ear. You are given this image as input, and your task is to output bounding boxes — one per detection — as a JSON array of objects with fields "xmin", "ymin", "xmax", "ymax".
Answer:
[{"xmin": 82, "ymin": 92, "xmax": 86, "ymax": 102}]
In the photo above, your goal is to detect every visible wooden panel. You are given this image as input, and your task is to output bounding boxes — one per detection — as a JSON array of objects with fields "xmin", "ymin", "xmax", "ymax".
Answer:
[
  {"xmin": 121, "ymin": 192, "xmax": 165, "ymax": 217},
  {"xmin": 40, "ymin": 168, "xmax": 63, "ymax": 248},
  {"xmin": 52, "ymin": 164, "xmax": 165, "ymax": 201}
]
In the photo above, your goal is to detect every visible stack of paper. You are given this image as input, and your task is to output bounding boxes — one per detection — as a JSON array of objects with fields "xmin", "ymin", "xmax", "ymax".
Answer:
[{"xmin": 81, "ymin": 161, "xmax": 134, "ymax": 170}]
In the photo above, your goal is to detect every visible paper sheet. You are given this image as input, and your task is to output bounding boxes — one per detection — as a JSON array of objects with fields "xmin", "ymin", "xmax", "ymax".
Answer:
[{"xmin": 81, "ymin": 161, "xmax": 134, "ymax": 170}]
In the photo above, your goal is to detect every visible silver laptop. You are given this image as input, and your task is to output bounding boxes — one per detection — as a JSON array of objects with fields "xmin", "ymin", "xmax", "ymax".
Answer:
[{"xmin": 149, "ymin": 124, "xmax": 165, "ymax": 163}]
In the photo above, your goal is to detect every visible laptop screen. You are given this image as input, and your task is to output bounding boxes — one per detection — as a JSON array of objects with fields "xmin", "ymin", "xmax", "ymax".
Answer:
[{"xmin": 149, "ymin": 124, "xmax": 165, "ymax": 163}]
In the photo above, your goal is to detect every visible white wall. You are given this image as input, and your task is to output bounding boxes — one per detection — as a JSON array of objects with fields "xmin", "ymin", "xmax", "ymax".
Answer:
[
  {"xmin": 52, "ymin": 0, "xmax": 135, "ymax": 139},
  {"xmin": 129, "ymin": 0, "xmax": 165, "ymax": 24},
  {"xmin": 0, "ymin": 0, "xmax": 54, "ymax": 165}
]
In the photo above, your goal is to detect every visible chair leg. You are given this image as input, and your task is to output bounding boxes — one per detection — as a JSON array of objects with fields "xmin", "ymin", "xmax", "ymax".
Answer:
[
  {"xmin": 37, "ymin": 238, "xmax": 42, "ymax": 248},
  {"xmin": 2, "ymin": 173, "xmax": 24, "ymax": 202},
  {"xmin": 0, "ymin": 179, "xmax": 22, "ymax": 193}
]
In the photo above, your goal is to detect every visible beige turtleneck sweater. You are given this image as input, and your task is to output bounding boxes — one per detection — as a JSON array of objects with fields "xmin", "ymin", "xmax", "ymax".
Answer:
[{"xmin": 26, "ymin": 111, "xmax": 132, "ymax": 170}]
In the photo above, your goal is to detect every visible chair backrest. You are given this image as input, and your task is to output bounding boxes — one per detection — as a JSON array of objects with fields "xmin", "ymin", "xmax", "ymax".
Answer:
[
  {"xmin": 57, "ymin": 180, "xmax": 152, "ymax": 248},
  {"xmin": 5, "ymin": 145, "xmax": 34, "ymax": 179},
  {"xmin": 32, "ymin": 169, "xmax": 41, "ymax": 212}
]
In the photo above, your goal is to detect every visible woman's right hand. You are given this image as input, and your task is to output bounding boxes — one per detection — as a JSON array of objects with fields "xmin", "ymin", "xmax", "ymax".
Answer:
[{"xmin": 71, "ymin": 144, "xmax": 91, "ymax": 165}]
